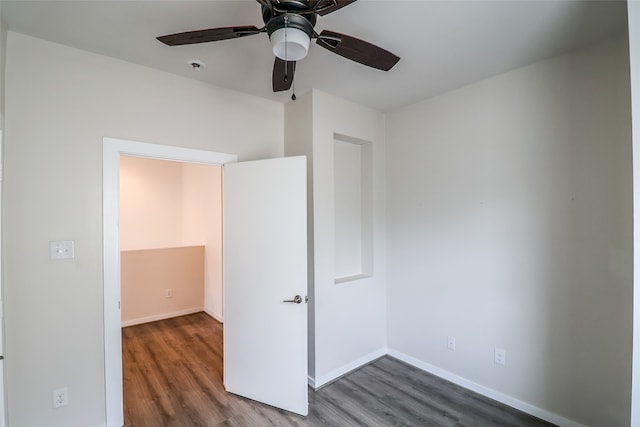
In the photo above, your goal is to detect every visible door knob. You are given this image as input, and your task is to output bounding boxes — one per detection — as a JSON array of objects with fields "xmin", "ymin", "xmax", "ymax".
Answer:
[{"xmin": 283, "ymin": 295, "xmax": 303, "ymax": 304}]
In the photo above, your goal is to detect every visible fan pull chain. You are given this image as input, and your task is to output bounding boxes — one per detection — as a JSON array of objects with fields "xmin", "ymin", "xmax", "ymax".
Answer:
[
  {"xmin": 283, "ymin": 14, "xmax": 289, "ymax": 84},
  {"xmin": 284, "ymin": 12, "xmax": 294, "ymax": 99}
]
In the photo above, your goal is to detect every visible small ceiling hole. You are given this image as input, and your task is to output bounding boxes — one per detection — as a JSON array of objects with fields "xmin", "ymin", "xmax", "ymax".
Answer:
[{"xmin": 187, "ymin": 60, "xmax": 206, "ymax": 71}]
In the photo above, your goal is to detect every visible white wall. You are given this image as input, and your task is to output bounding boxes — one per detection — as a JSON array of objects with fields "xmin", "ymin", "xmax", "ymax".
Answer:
[
  {"xmin": 334, "ymin": 138, "xmax": 366, "ymax": 279},
  {"xmin": 2, "ymin": 32, "xmax": 282, "ymax": 427},
  {"xmin": 629, "ymin": 0, "xmax": 640, "ymax": 423},
  {"xmin": 120, "ymin": 156, "xmax": 184, "ymax": 250},
  {"xmin": 120, "ymin": 245, "xmax": 205, "ymax": 325},
  {"xmin": 181, "ymin": 163, "xmax": 223, "ymax": 321},
  {"xmin": 333, "ymin": 136, "xmax": 374, "ymax": 282},
  {"xmin": 0, "ymin": 1, "xmax": 5, "ymax": 128},
  {"xmin": 0, "ymin": 5, "xmax": 6, "ymax": 427},
  {"xmin": 286, "ymin": 90, "xmax": 387, "ymax": 386},
  {"xmin": 283, "ymin": 93, "xmax": 316, "ymax": 378},
  {"xmin": 386, "ymin": 38, "xmax": 632, "ymax": 427}
]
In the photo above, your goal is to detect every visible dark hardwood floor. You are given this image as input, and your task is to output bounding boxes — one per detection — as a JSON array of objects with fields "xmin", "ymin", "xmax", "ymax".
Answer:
[{"xmin": 122, "ymin": 313, "xmax": 555, "ymax": 426}]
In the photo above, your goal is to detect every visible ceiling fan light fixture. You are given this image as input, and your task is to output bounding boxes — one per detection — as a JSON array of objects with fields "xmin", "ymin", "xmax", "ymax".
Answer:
[{"xmin": 270, "ymin": 27, "xmax": 310, "ymax": 61}]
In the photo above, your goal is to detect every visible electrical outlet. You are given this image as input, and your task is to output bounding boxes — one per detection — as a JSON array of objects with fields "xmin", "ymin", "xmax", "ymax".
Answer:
[
  {"xmin": 53, "ymin": 387, "xmax": 69, "ymax": 408},
  {"xmin": 494, "ymin": 348, "xmax": 506, "ymax": 366},
  {"xmin": 165, "ymin": 289, "xmax": 173, "ymax": 298},
  {"xmin": 50, "ymin": 240, "xmax": 75, "ymax": 260},
  {"xmin": 447, "ymin": 335, "xmax": 456, "ymax": 351}
]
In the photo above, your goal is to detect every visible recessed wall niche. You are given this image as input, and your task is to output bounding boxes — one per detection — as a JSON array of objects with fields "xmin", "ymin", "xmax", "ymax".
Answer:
[{"xmin": 334, "ymin": 133, "xmax": 373, "ymax": 283}]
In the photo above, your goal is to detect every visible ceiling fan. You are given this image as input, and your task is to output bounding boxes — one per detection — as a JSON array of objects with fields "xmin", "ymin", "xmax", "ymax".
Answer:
[{"xmin": 156, "ymin": 0, "xmax": 400, "ymax": 95}]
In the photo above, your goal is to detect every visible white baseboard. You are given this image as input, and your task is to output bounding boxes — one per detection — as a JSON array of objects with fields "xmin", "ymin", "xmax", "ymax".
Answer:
[
  {"xmin": 310, "ymin": 347, "xmax": 388, "ymax": 390},
  {"xmin": 204, "ymin": 308, "xmax": 223, "ymax": 323},
  {"xmin": 121, "ymin": 307, "xmax": 203, "ymax": 327},
  {"xmin": 387, "ymin": 349, "xmax": 585, "ymax": 427}
]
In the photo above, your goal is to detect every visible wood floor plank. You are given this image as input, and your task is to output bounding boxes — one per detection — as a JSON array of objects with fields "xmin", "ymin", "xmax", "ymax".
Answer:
[{"xmin": 123, "ymin": 312, "xmax": 555, "ymax": 427}]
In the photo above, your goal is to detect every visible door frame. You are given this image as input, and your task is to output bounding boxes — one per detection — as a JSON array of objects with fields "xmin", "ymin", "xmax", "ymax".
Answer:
[
  {"xmin": 102, "ymin": 137, "xmax": 236, "ymax": 427},
  {"xmin": 0, "ymin": 130, "xmax": 6, "ymax": 427}
]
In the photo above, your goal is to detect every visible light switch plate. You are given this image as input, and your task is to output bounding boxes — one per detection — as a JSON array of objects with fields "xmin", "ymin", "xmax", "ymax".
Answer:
[
  {"xmin": 50, "ymin": 240, "xmax": 75, "ymax": 260},
  {"xmin": 447, "ymin": 335, "xmax": 456, "ymax": 351}
]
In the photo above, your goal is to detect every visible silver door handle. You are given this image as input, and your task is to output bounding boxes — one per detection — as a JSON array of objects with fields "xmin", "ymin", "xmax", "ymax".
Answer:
[{"xmin": 283, "ymin": 295, "xmax": 302, "ymax": 304}]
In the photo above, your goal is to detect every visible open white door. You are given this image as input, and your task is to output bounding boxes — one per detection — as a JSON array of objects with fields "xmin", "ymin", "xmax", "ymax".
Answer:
[{"xmin": 223, "ymin": 156, "xmax": 308, "ymax": 416}]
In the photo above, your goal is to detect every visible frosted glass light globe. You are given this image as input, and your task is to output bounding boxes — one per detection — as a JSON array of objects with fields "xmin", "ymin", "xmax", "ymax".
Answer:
[{"xmin": 270, "ymin": 27, "xmax": 310, "ymax": 61}]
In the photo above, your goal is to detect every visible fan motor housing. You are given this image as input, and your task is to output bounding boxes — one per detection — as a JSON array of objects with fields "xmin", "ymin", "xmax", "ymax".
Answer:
[
  {"xmin": 263, "ymin": 8, "xmax": 317, "ymax": 37},
  {"xmin": 273, "ymin": 0, "xmax": 309, "ymax": 10}
]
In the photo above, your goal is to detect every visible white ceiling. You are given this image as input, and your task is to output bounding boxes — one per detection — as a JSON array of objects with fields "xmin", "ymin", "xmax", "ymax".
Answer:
[{"xmin": 1, "ymin": 0, "xmax": 628, "ymax": 112}]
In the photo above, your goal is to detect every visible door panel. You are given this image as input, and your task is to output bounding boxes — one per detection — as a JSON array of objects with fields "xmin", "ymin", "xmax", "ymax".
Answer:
[{"xmin": 223, "ymin": 156, "xmax": 308, "ymax": 415}]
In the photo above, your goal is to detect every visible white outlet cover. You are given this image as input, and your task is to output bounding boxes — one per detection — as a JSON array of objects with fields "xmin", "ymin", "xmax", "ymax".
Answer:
[
  {"xmin": 53, "ymin": 387, "xmax": 69, "ymax": 408},
  {"xmin": 50, "ymin": 240, "xmax": 75, "ymax": 260},
  {"xmin": 494, "ymin": 348, "xmax": 506, "ymax": 366}
]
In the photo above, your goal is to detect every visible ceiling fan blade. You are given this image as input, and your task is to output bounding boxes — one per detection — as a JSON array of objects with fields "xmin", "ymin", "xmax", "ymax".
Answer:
[
  {"xmin": 255, "ymin": 0, "xmax": 273, "ymax": 13},
  {"xmin": 273, "ymin": 57, "xmax": 296, "ymax": 92},
  {"xmin": 316, "ymin": 30, "xmax": 400, "ymax": 71},
  {"xmin": 310, "ymin": 0, "xmax": 357, "ymax": 16},
  {"xmin": 157, "ymin": 26, "xmax": 263, "ymax": 46}
]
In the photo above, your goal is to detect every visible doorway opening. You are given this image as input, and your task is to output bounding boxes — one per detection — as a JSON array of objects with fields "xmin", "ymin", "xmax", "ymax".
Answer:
[
  {"xmin": 119, "ymin": 156, "xmax": 224, "ymax": 424},
  {"xmin": 104, "ymin": 138, "xmax": 310, "ymax": 426},
  {"xmin": 119, "ymin": 156, "xmax": 223, "ymax": 325},
  {"xmin": 103, "ymin": 137, "xmax": 236, "ymax": 427}
]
